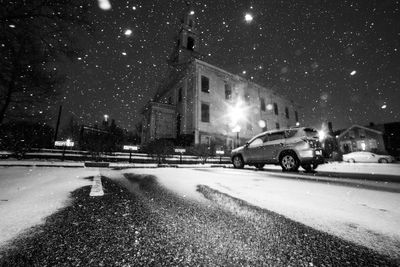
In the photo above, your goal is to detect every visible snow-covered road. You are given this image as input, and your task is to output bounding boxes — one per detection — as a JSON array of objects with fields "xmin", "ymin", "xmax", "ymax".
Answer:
[
  {"xmin": 1, "ymin": 165, "xmax": 399, "ymax": 259},
  {"xmin": 103, "ymin": 167, "xmax": 400, "ymax": 258}
]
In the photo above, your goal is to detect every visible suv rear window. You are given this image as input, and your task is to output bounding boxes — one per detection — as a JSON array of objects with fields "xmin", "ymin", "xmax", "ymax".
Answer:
[
  {"xmin": 303, "ymin": 128, "xmax": 319, "ymax": 138},
  {"xmin": 285, "ymin": 130, "xmax": 297, "ymax": 138}
]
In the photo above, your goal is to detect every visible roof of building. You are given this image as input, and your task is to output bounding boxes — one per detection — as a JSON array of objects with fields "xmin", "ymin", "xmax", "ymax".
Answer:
[{"xmin": 337, "ymin": 124, "xmax": 383, "ymax": 139}]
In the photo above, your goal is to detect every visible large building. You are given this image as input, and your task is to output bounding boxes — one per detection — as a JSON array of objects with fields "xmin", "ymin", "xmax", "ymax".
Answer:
[{"xmin": 141, "ymin": 7, "xmax": 300, "ymax": 151}]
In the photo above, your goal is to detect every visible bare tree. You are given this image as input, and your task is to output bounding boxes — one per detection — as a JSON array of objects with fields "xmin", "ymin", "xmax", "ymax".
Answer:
[{"xmin": 0, "ymin": 0, "xmax": 91, "ymax": 124}]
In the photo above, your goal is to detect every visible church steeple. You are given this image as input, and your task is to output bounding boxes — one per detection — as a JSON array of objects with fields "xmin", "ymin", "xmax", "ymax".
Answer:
[{"xmin": 168, "ymin": 2, "xmax": 200, "ymax": 66}]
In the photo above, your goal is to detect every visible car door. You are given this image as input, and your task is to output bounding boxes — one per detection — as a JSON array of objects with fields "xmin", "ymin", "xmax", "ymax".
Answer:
[
  {"xmin": 242, "ymin": 135, "xmax": 265, "ymax": 163},
  {"xmin": 263, "ymin": 131, "xmax": 286, "ymax": 163},
  {"xmin": 366, "ymin": 152, "xmax": 377, "ymax": 163}
]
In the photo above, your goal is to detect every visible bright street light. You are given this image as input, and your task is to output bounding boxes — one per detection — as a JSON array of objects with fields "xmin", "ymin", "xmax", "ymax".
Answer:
[
  {"xmin": 228, "ymin": 100, "xmax": 246, "ymax": 126},
  {"xmin": 318, "ymin": 130, "xmax": 326, "ymax": 141}
]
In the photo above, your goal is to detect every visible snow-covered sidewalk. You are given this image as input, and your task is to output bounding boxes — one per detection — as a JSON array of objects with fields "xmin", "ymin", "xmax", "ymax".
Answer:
[{"xmin": 0, "ymin": 167, "xmax": 97, "ymax": 246}]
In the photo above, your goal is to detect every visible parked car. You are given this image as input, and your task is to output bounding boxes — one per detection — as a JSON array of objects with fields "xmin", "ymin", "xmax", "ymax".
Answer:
[
  {"xmin": 342, "ymin": 151, "xmax": 395, "ymax": 163},
  {"xmin": 0, "ymin": 151, "xmax": 12, "ymax": 159},
  {"xmin": 231, "ymin": 127, "xmax": 325, "ymax": 172}
]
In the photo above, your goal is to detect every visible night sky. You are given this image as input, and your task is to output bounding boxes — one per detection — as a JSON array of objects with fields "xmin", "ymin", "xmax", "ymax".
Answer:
[{"xmin": 56, "ymin": 0, "xmax": 399, "ymax": 132}]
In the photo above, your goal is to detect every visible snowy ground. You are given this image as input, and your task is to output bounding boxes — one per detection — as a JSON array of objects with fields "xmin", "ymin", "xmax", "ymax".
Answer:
[
  {"xmin": 103, "ymin": 168, "xmax": 400, "ymax": 258},
  {"xmin": 0, "ymin": 167, "xmax": 97, "ymax": 246},
  {"xmin": 263, "ymin": 161, "xmax": 400, "ymax": 176},
  {"xmin": 1, "ymin": 159, "xmax": 400, "ymax": 175},
  {"xmin": 1, "ymin": 164, "xmax": 399, "ymax": 259}
]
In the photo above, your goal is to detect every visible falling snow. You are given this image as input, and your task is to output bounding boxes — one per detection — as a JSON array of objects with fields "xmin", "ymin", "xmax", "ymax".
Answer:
[{"xmin": 2, "ymin": 0, "xmax": 398, "ymax": 131}]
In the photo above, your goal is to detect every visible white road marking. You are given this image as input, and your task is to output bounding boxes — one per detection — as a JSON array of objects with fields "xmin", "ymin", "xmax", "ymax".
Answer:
[{"xmin": 89, "ymin": 175, "xmax": 104, "ymax": 196}]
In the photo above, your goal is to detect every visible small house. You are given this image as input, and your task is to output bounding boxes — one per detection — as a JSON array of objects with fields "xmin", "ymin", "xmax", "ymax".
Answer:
[{"xmin": 337, "ymin": 124, "xmax": 386, "ymax": 154}]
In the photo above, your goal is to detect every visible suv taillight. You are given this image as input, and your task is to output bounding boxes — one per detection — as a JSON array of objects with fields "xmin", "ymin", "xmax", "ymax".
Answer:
[{"xmin": 302, "ymin": 138, "xmax": 320, "ymax": 148}]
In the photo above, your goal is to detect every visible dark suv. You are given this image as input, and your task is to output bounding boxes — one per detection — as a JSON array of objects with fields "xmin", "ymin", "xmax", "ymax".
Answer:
[{"xmin": 231, "ymin": 127, "xmax": 324, "ymax": 171}]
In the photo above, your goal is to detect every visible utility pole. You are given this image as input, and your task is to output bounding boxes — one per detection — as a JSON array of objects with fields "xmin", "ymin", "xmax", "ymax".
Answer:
[{"xmin": 54, "ymin": 105, "xmax": 62, "ymax": 143}]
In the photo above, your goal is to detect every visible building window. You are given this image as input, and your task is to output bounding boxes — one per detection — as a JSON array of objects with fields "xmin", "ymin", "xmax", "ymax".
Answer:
[
  {"xmin": 247, "ymin": 122, "xmax": 252, "ymax": 131},
  {"xmin": 201, "ymin": 76, "xmax": 210, "ymax": 93},
  {"xmin": 187, "ymin": 36, "xmax": 195, "ymax": 51},
  {"xmin": 201, "ymin": 103, "xmax": 210, "ymax": 122},
  {"xmin": 260, "ymin": 98, "xmax": 266, "ymax": 111},
  {"xmin": 262, "ymin": 121, "xmax": 267, "ymax": 132},
  {"xmin": 275, "ymin": 122, "xmax": 280, "ymax": 129},
  {"xmin": 188, "ymin": 19, "xmax": 194, "ymax": 28},
  {"xmin": 274, "ymin": 103, "xmax": 278, "ymax": 115},
  {"xmin": 359, "ymin": 129, "xmax": 366, "ymax": 139},
  {"xmin": 176, "ymin": 113, "xmax": 181, "ymax": 136},
  {"xmin": 178, "ymin": 87, "xmax": 182, "ymax": 102},
  {"xmin": 285, "ymin": 107, "xmax": 289, "ymax": 119},
  {"xmin": 244, "ymin": 93, "xmax": 250, "ymax": 104},
  {"xmin": 168, "ymin": 96, "xmax": 172, "ymax": 104},
  {"xmin": 295, "ymin": 111, "xmax": 299, "ymax": 122},
  {"xmin": 225, "ymin": 83, "xmax": 232, "ymax": 100}
]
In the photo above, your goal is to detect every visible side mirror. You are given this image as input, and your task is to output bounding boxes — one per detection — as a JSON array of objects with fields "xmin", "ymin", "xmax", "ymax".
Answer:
[{"xmin": 244, "ymin": 142, "xmax": 249, "ymax": 148}]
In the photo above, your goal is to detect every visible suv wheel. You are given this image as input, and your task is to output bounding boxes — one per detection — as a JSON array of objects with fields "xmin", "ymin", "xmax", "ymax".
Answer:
[
  {"xmin": 232, "ymin": 155, "xmax": 244, "ymax": 169},
  {"xmin": 280, "ymin": 152, "xmax": 299, "ymax": 172},
  {"xmin": 255, "ymin": 163, "xmax": 265, "ymax": 170}
]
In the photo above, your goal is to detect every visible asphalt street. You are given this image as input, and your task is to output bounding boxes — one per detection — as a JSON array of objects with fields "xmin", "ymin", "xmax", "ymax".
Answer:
[{"xmin": 0, "ymin": 170, "xmax": 398, "ymax": 266}]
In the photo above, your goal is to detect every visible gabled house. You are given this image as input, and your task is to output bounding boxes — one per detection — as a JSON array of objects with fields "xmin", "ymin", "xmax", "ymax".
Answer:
[{"xmin": 336, "ymin": 124, "xmax": 386, "ymax": 154}]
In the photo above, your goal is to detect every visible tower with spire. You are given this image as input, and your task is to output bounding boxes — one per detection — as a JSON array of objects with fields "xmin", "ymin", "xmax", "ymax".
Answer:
[{"xmin": 168, "ymin": 1, "xmax": 200, "ymax": 65}]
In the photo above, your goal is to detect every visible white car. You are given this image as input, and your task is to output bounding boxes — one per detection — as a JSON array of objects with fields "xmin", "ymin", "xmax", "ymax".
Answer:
[{"xmin": 343, "ymin": 151, "xmax": 394, "ymax": 163}]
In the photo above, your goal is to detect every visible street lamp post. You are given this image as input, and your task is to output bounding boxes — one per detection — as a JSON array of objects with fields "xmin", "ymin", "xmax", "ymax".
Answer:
[
  {"xmin": 228, "ymin": 100, "xmax": 246, "ymax": 148},
  {"xmin": 232, "ymin": 125, "xmax": 241, "ymax": 148}
]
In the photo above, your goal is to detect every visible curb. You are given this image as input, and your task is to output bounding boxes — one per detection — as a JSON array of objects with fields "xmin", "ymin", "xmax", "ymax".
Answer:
[{"xmin": 0, "ymin": 164, "xmax": 85, "ymax": 168}]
